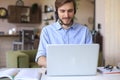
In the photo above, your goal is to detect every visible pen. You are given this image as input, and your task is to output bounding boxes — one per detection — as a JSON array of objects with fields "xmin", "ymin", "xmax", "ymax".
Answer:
[
  {"xmin": 110, "ymin": 68, "xmax": 113, "ymax": 72},
  {"xmin": 116, "ymin": 66, "xmax": 120, "ymax": 69},
  {"xmin": 109, "ymin": 66, "xmax": 113, "ymax": 72},
  {"xmin": 45, "ymin": 70, "xmax": 47, "ymax": 75},
  {"xmin": 104, "ymin": 64, "xmax": 113, "ymax": 72}
]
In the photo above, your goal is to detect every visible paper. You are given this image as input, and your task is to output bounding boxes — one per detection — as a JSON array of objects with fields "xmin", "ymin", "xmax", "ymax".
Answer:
[
  {"xmin": 97, "ymin": 67, "xmax": 120, "ymax": 74},
  {"xmin": 14, "ymin": 68, "xmax": 42, "ymax": 80},
  {"xmin": 0, "ymin": 68, "xmax": 19, "ymax": 80},
  {"xmin": 0, "ymin": 68, "xmax": 42, "ymax": 80}
]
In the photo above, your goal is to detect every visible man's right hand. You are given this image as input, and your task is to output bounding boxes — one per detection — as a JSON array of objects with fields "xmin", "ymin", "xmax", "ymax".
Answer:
[{"xmin": 38, "ymin": 56, "xmax": 47, "ymax": 68}]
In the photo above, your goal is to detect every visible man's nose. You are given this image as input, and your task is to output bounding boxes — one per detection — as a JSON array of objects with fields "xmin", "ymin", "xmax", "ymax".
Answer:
[{"xmin": 64, "ymin": 11, "xmax": 69, "ymax": 17}]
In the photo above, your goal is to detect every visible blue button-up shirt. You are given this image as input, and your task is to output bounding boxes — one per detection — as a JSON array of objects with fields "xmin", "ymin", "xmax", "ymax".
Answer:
[{"xmin": 35, "ymin": 21, "xmax": 93, "ymax": 62}]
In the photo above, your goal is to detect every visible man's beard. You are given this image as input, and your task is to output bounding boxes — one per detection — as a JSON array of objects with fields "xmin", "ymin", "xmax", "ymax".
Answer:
[{"xmin": 59, "ymin": 19, "xmax": 73, "ymax": 26}]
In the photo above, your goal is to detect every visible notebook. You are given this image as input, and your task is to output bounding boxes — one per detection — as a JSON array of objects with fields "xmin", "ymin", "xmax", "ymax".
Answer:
[{"xmin": 46, "ymin": 44, "xmax": 99, "ymax": 76}]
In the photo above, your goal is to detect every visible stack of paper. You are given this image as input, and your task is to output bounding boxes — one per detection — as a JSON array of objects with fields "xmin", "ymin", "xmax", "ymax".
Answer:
[{"xmin": 97, "ymin": 67, "xmax": 120, "ymax": 74}]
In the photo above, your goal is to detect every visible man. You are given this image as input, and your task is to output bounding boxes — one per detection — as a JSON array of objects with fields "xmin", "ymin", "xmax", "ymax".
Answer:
[{"xmin": 35, "ymin": 0, "xmax": 93, "ymax": 67}]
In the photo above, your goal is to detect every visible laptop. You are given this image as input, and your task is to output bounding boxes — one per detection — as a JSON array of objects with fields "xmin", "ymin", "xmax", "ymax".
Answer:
[{"xmin": 46, "ymin": 44, "xmax": 99, "ymax": 76}]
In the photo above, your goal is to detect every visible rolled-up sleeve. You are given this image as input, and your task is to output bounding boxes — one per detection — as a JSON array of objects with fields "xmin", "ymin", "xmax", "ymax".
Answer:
[{"xmin": 35, "ymin": 28, "xmax": 48, "ymax": 62}]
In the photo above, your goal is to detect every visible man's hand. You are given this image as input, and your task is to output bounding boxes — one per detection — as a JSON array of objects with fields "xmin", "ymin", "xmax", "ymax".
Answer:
[{"xmin": 38, "ymin": 56, "xmax": 47, "ymax": 68}]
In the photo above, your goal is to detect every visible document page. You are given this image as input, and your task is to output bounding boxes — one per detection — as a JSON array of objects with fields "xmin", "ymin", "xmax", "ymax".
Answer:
[
  {"xmin": 14, "ymin": 68, "xmax": 42, "ymax": 80},
  {"xmin": 0, "ymin": 68, "xmax": 20, "ymax": 80}
]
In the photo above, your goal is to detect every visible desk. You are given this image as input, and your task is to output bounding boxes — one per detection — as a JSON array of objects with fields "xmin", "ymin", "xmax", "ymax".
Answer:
[
  {"xmin": 42, "ymin": 73, "xmax": 120, "ymax": 80},
  {"xmin": 41, "ymin": 68, "xmax": 120, "ymax": 80},
  {"xmin": 0, "ymin": 68, "xmax": 120, "ymax": 80}
]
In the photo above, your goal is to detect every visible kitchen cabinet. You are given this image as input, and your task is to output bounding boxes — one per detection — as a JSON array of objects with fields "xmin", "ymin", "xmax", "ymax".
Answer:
[{"xmin": 8, "ymin": 5, "xmax": 41, "ymax": 24}]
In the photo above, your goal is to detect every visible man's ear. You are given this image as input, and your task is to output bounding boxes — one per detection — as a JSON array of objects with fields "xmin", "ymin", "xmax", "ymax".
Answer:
[{"xmin": 55, "ymin": 11, "xmax": 59, "ymax": 21}]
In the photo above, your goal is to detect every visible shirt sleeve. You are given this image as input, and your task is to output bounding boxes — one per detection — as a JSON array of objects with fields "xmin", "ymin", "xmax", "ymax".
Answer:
[
  {"xmin": 35, "ymin": 27, "xmax": 49, "ymax": 62},
  {"xmin": 85, "ymin": 28, "xmax": 93, "ymax": 44}
]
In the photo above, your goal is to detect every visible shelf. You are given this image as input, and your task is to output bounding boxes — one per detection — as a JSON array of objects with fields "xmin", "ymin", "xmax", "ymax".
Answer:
[{"xmin": 0, "ymin": 35, "xmax": 19, "ymax": 37}]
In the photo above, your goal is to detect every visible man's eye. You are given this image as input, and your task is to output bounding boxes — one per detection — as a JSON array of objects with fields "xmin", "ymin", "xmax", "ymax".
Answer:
[
  {"xmin": 60, "ymin": 10, "xmax": 65, "ymax": 13},
  {"xmin": 68, "ymin": 9, "xmax": 74, "ymax": 13}
]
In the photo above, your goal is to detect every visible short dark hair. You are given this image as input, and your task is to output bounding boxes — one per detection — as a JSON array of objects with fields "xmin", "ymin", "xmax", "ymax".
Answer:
[
  {"xmin": 55, "ymin": 0, "xmax": 76, "ymax": 14},
  {"xmin": 55, "ymin": 0, "xmax": 76, "ymax": 21}
]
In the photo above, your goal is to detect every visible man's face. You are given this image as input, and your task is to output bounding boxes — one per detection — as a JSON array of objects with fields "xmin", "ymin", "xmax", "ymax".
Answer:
[{"xmin": 58, "ymin": 2, "xmax": 75, "ymax": 25}]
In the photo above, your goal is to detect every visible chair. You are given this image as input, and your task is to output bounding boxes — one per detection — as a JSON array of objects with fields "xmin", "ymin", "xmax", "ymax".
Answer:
[
  {"xmin": 6, "ymin": 50, "xmax": 39, "ymax": 68},
  {"xmin": 12, "ymin": 30, "xmax": 34, "ymax": 50}
]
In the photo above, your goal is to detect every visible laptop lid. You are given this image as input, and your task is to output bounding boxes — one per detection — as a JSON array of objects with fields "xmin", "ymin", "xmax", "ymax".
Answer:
[{"xmin": 46, "ymin": 44, "xmax": 99, "ymax": 76}]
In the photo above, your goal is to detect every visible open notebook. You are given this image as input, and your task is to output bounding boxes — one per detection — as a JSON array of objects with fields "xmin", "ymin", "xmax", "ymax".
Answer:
[
  {"xmin": 46, "ymin": 44, "xmax": 99, "ymax": 76},
  {"xmin": 0, "ymin": 68, "xmax": 42, "ymax": 80}
]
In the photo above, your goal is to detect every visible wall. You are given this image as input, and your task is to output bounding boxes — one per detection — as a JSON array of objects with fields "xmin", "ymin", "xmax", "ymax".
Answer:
[
  {"xmin": 0, "ymin": 37, "xmax": 18, "ymax": 67},
  {"xmin": 0, "ymin": 0, "xmax": 94, "ymax": 35},
  {"xmin": 0, "ymin": 0, "xmax": 94, "ymax": 67},
  {"xmin": 39, "ymin": 0, "xmax": 94, "ymax": 30},
  {"xmin": 0, "ymin": 0, "xmax": 41, "ymax": 67},
  {"xmin": 2, "ymin": 0, "xmax": 120, "ymax": 67},
  {"xmin": 0, "ymin": 0, "xmax": 41, "ymax": 34},
  {"xmin": 96, "ymin": 0, "xmax": 120, "ymax": 66},
  {"xmin": 75, "ymin": 0, "xmax": 94, "ymax": 30},
  {"xmin": 95, "ymin": 0, "xmax": 105, "ymax": 66},
  {"xmin": 105, "ymin": 0, "xmax": 120, "ymax": 65},
  {"xmin": 0, "ymin": 0, "xmax": 94, "ymax": 33}
]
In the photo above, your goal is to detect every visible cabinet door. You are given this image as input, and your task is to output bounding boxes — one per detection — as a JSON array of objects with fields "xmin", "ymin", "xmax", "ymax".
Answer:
[
  {"xmin": 8, "ymin": 5, "xmax": 41, "ymax": 23},
  {"xmin": 17, "ymin": 6, "xmax": 30, "ymax": 23},
  {"xmin": 8, "ymin": 6, "xmax": 30, "ymax": 23},
  {"xmin": 30, "ymin": 7, "xmax": 41, "ymax": 23},
  {"xmin": 8, "ymin": 6, "xmax": 17, "ymax": 23}
]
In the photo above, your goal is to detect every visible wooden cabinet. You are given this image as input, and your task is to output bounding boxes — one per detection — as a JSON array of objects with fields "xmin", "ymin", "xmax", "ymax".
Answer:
[{"xmin": 8, "ymin": 5, "xmax": 41, "ymax": 24}]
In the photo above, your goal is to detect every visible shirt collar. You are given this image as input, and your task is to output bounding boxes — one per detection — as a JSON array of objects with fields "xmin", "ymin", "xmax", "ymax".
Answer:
[{"xmin": 55, "ymin": 21, "xmax": 62, "ymax": 30}]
